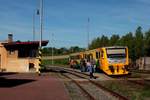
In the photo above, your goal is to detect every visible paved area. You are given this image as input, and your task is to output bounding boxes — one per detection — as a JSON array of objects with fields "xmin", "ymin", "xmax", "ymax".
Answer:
[{"xmin": 0, "ymin": 73, "xmax": 70, "ymax": 100}]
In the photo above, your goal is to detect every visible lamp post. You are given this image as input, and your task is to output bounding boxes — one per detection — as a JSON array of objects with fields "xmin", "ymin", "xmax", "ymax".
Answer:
[
  {"xmin": 51, "ymin": 33, "xmax": 54, "ymax": 65},
  {"xmin": 33, "ymin": 10, "xmax": 35, "ymax": 41},
  {"xmin": 39, "ymin": 0, "xmax": 43, "ymax": 48},
  {"xmin": 87, "ymin": 17, "xmax": 90, "ymax": 50}
]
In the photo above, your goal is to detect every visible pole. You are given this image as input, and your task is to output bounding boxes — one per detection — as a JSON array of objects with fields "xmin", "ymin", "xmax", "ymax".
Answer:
[
  {"xmin": 52, "ymin": 33, "xmax": 54, "ymax": 65},
  {"xmin": 38, "ymin": 0, "xmax": 44, "ymax": 75},
  {"xmin": 33, "ymin": 10, "xmax": 35, "ymax": 41},
  {"xmin": 39, "ymin": 0, "xmax": 43, "ymax": 48},
  {"xmin": 87, "ymin": 17, "xmax": 90, "ymax": 50}
]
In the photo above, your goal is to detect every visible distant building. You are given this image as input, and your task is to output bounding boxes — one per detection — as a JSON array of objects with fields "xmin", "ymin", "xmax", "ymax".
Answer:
[
  {"xmin": 136, "ymin": 57, "xmax": 150, "ymax": 70},
  {"xmin": 0, "ymin": 34, "xmax": 48, "ymax": 72}
]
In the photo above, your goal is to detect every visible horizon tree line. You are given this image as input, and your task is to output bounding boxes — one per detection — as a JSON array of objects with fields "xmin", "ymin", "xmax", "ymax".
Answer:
[
  {"xmin": 42, "ymin": 26, "xmax": 150, "ymax": 61},
  {"xmin": 89, "ymin": 26, "xmax": 150, "ymax": 61}
]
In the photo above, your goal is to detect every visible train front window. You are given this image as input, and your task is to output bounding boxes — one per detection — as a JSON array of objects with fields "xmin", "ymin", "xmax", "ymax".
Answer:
[
  {"xmin": 106, "ymin": 48, "xmax": 126, "ymax": 59},
  {"xmin": 107, "ymin": 54, "xmax": 126, "ymax": 58}
]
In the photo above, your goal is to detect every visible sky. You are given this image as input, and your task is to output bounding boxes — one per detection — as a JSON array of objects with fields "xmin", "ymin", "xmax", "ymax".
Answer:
[{"xmin": 0, "ymin": 0, "xmax": 150, "ymax": 48}]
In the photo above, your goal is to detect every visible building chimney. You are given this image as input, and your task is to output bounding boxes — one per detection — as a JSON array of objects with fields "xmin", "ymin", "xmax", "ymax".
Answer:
[{"xmin": 8, "ymin": 33, "xmax": 13, "ymax": 42}]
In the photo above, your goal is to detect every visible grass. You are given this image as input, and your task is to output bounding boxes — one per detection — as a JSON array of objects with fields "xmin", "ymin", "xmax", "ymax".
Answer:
[
  {"xmin": 99, "ymin": 80, "xmax": 150, "ymax": 100},
  {"xmin": 41, "ymin": 59, "xmax": 69, "ymax": 66},
  {"xmin": 129, "ymin": 73, "xmax": 142, "ymax": 78},
  {"xmin": 140, "ymin": 86, "xmax": 150, "ymax": 99}
]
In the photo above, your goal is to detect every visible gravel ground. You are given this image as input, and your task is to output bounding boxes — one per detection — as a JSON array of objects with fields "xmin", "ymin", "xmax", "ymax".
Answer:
[
  {"xmin": 58, "ymin": 73, "xmax": 89, "ymax": 100},
  {"xmin": 79, "ymin": 82, "xmax": 117, "ymax": 100},
  {"xmin": 63, "ymin": 73, "xmax": 119, "ymax": 100}
]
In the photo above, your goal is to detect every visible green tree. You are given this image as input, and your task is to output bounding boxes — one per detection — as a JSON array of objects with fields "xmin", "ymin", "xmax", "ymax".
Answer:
[
  {"xmin": 135, "ymin": 26, "xmax": 144, "ymax": 58},
  {"xmin": 100, "ymin": 35, "xmax": 109, "ymax": 47},
  {"xmin": 145, "ymin": 30, "xmax": 150, "ymax": 56},
  {"xmin": 69, "ymin": 46, "xmax": 84, "ymax": 53},
  {"xmin": 109, "ymin": 34, "xmax": 120, "ymax": 46},
  {"xmin": 119, "ymin": 32, "xmax": 136, "ymax": 60},
  {"xmin": 89, "ymin": 37, "xmax": 101, "ymax": 49}
]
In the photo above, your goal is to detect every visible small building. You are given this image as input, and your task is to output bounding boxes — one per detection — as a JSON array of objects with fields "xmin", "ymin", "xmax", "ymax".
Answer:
[
  {"xmin": 0, "ymin": 34, "xmax": 48, "ymax": 72},
  {"xmin": 136, "ymin": 57, "xmax": 150, "ymax": 70}
]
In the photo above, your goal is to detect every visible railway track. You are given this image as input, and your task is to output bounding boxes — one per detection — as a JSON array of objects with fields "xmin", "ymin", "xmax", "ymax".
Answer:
[
  {"xmin": 130, "ymin": 70, "xmax": 150, "ymax": 74},
  {"xmin": 49, "ymin": 66, "xmax": 128, "ymax": 100},
  {"xmin": 61, "ymin": 73, "xmax": 95, "ymax": 100},
  {"xmin": 127, "ymin": 70, "xmax": 150, "ymax": 86}
]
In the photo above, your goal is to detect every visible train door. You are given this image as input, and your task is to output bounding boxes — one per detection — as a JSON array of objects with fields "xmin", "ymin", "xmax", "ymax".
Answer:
[
  {"xmin": 84, "ymin": 53, "xmax": 92, "ymax": 61},
  {"xmin": 96, "ymin": 51, "xmax": 100, "ymax": 68},
  {"xmin": 100, "ymin": 50, "xmax": 105, "ymax": 70}
]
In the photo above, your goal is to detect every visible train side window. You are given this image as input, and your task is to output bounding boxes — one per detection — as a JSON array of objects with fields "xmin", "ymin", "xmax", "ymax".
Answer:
[
  {"xmin": 83, "ymin": 54, "xmax": 85, "ymax": 59},
  {"xmin": 89, "ymin": 54, "xmax": 93, "ymax": 59}
]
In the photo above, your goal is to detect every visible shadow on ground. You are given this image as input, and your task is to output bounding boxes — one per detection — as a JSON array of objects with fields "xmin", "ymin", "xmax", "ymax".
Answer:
[
  {"xmin": 0, "ymin": 77, "xmax": 36, "ymax": 88},
  {"xmin": 0, "ymin": 72, "xmax": 17, "ymax": 76}
]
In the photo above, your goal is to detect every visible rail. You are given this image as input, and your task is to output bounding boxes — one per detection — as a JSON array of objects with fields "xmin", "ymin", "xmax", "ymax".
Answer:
[{"xmin": 49, "ymin": 66, "xmax": 128, "ymax": 100}]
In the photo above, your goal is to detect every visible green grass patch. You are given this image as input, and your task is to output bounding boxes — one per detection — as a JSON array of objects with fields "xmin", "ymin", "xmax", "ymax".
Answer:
[
  {"xmin": 130, "ymin": 73, "xmax": 142, "ymax": 78},
  {"xmin": 99, "ymin": 80, "xmax": 150, "ymax": 100},
  {"xmin": 42, "ymin": 59, "xmax": 69, "ymax": 66},
  {"xmin": 140, "ymin": 86, "xmax": 150, "ymax": 98}
]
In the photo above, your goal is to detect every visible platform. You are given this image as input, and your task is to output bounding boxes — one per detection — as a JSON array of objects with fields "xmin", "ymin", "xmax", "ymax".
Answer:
[{"xmin": 0, "ymin": 73, "xmax": 70, "ymax": 100}]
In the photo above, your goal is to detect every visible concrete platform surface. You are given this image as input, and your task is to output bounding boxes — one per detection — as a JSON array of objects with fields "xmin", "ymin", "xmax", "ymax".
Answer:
[{"xmin": 0, "ymin": 73, "xmax": 70, "ymax": 100}]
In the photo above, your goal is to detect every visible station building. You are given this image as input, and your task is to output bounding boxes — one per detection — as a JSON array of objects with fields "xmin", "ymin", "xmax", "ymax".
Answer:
[{"xmin": 0, "ymin": 34, "xmax": 48, "ymax": 72}]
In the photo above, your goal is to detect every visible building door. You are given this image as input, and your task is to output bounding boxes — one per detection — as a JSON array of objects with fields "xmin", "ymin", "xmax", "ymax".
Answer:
[{"xmin": 0, "ymin": 55, "xmax": 1, "ymax": 69}]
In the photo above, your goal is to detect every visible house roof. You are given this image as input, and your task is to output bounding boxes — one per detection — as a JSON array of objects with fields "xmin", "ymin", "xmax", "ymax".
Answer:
[{"xmin": 2, "ymin": 40, "xmax": 49, "ymax": 49}]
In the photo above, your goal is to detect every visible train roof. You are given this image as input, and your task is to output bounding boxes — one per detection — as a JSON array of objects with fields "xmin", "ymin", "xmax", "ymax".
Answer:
[
  {"xmin": 102, "ymin": 46, "xmax": 127, "ymax": 49},
  {"xmin": 69, "ymin": 46, "xmax": 127, "ymax": 56}
]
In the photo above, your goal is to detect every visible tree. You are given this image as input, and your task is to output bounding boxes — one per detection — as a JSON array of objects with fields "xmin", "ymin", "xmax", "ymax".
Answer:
[
  {"xmin": 100, "ymin": 35, "xmax": 109, "ymax": 47},
  {"xmin": 89, "ymin": 35, "xmax": 109, "ymax": 49},
  {"xmin": 135, "ymin": 26, "xmax": 144, "ymax": 58},
  {"xmin": 119, "ymin": 32, "xmax": 136, "ymax": 60},
  {"xmin": 89, "ymin": 37, "xmax": 101, "ymax": 49},
  {"xmin": 145, "ymin": 30, "xmax": 150, "ymax": 56},
  {"xmin": 69, "ymin": 46, "xmax": 85, "ymax": 53},
  {"xmin": 109, "ymin": 34, "xmax": 120, "ymax": 46}
]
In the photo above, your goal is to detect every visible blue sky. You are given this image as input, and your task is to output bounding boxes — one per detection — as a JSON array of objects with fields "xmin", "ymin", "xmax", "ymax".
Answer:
[{"xmin": 0, "ymin": 0, "xmax": 150, "ymax": 48}]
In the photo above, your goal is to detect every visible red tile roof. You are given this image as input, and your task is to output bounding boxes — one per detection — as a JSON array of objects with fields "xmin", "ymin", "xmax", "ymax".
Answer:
[{"xmin": 2, "ymin": 40, "xmax": 49, "ymax": 47}]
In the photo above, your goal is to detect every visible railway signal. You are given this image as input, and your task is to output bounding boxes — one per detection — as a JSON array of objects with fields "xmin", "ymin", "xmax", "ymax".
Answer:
[{"xmin": 37, "ymin": 0, "xmax": 44, "ymax": 75}]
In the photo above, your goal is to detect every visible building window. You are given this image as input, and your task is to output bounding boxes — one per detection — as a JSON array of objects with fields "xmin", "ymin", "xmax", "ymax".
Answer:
[
  {"xmin": 8, "ymin": 50, "xmax": 15, "ymax": 55},
  {"xmin": 0, "ymin": 55, "xmax": 1, "ymax": 68},
  {"xmin": 18, "ymin": 49, "xmax": 37, "ymax": 58}
]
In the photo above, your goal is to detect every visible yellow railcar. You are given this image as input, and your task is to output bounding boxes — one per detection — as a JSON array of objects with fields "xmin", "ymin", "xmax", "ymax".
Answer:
[
  {"xmin": 69, "ymin": 52, "xmax": 84, "ymax": 68},
  {"xmin": 99, "ymin": 46, "xmax": 129, "ymax": 75},
  {"xmin": 69, "ymin": 46, "xmax": 129, "ymax": 75},
  {"xmin": 82, "ymin": 46, "xmax": 129, "ymax": 75},
  {"xmin": 83, "ymin": 49, "xmax": 100, "ymax": 61}
]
